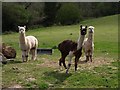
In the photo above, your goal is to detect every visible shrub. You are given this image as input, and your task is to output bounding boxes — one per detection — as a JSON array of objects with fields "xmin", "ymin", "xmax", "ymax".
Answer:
[{"xmin": 56, "ymin": 3, "xmax": 81, "ymax": 25}]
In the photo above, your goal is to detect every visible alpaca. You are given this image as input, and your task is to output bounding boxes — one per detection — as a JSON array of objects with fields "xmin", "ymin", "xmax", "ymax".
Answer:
[
  {"xmin": 83, "ymin": 26, "xmax": 94, "ymax": 62},
  {"xmin": 58, "ymin": 25, "xmax": 87, "ymax": 73},
  {"xmin": 18, "ymin": 26, "xmax": 38, "ymax": 62}
]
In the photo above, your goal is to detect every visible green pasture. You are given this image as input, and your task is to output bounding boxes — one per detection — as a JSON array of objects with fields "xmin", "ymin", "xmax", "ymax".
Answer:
[{"xmin": 1, "ymin": 15, "xmax": 118, "ymax": 88}]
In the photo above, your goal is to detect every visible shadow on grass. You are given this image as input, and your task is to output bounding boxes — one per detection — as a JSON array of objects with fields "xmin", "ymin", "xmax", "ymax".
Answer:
[
  {"xmin": 44, "ymin": 70, "xmax": 72, "ymax": 84},
  {"xmin": 6, "ymin": 60, "xmax": 22, "ymax": 64},
  {"xmin": 79, "ymin": 60, "xmax": 87, "ymax": 64}
]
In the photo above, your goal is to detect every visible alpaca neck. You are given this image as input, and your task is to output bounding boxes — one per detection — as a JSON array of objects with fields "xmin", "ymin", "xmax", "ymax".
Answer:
[
  {"xmin": 77, "ymin": 35, "xmax": 85, "ymax": 50},
  {"xmin": 19, "ymin": 33, "xmax": 26, "ymax": 44},
  {"xmin": 88, "ymin": 33, "xmax": 94, "ymax": 42}
]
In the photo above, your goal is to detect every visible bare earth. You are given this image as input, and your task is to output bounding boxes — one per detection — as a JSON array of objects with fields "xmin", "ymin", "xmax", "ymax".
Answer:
[{"xmin": 38, "ymin": 56, "xmax": 115, "ymax": 71}]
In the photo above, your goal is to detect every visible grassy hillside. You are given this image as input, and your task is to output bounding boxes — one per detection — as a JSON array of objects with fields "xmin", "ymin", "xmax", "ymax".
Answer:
[
  {"xmin": 2, "ymin": 14, "xmax": 118, "ymax": 58},
  {"xmin": 1, "ymin": 15, "xmax": 118, "ymax": 88}
]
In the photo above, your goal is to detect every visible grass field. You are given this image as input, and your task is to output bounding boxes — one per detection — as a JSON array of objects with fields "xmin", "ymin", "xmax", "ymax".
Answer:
[{"xmin": 1, "ymin": 15, "xmax": 118, "ymax": 88}]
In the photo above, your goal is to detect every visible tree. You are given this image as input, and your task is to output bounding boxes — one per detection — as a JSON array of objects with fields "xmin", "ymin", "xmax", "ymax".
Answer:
[
  {"xmin": 42, "ymin": 2, "xmax": 60, "ymax": 26},
  {"xmin": 2, "ymin": 3, "xmax": 31, "ymax": 32},
  {"xmin": 56, "ymin": 3, "xmax": 81, "ymax": 25}
]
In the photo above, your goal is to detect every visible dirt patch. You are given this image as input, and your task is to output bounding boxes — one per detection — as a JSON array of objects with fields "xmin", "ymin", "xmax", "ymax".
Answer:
[
  {"xmin": 78, "ymin": 57, "xmax": 114, "ymax": 70},
  {"xmin": 37, "ymin": 57, "xmax": 115, "ymax": 71},
  {"xmin": 26, "ymin": 77, "xmax": 36, "ymax": 82},
  {"xmin": 37, "ymin": 58, "xmax": 58, "ymax": 68},
  {"xmin": 9, "ymin": 84, "xmax": 22, "ymax": 88}
]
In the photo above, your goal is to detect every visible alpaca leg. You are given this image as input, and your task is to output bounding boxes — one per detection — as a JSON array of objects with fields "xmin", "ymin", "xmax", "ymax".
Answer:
[
  {"xmin": 59, "ymin": 57, "xmax": 62, "ymax": 66},
  {"xmin": 22, "ymin": 55, "xmax": 25, "ymax": 62},
  {"xmin": 86, "ymin": 56, "xmax": 89, "ymax": 62},
  {"xmin": 59, "ymin": 56, "xmax": 67, "ymax": 70},
  {"xmin": 22, "ymin": 51, "xmax": 26, "ymax": 62},
  {"xmin": 62, "ymin": 54, "xmax": 67, "ymax": 69},
  {"xmin": 59, "ymin": 57, "xmax": 64, "ymax": 71},
  {"xmin": 63, "ymin": 59, "xmax": 67, "ymax": 69},
  {"xmin": 66, "ymin": 51, "xmax": 74, "ymax": 74},
  {"xmin": 66, "ymin": 57, "xmax": 72, "ymax": 74},
  {"xmin": 75, "ymin": 53, "xmax": 81, "ymax": 71},
  {"xmin": 90, "ymin": 51, "xmax": 93, "ymax": 62},
  {"xmin": 59, "ymin": 53, "xmax": 67, "ymax": 70},
  {"xmin": 75, "ymin": 57, "xmax": 79, "ymax": 71},
  {"xmin": 59, "ymin": 58, "xmax": 62, "ymax": 70},
  {"xmin": 75, "ymin": 60, "xmax": 79, "ymax": 71},
  {"xmin": 88, "ymin": 51, "xmax": 91, "ymax": 62},
  {"xmin": 90, "ymin": 48, "xmax": 94, "ymax": 62},
  {"xmin": 33, "ymin": 49, "xmax": 37, "ymax": 60},
  {"xmin": 85, "ymin": 52, "xmax": 89, "ymax": 62},
  {"xmin": 34, "ymin": 49, "xmax": 37, "ymax": 60},
  {"xmin": 33, "ymin": 40, "xmax": 38, "ymax": 60},
  {"xmin": 90, "ymin": 55, "xmax": 92, "ymax": 62},
  {"xmin": 25, "ymin": 51, "xmax": 29, "ymax": 62},
  {"xmin": 26, "ymin": 55, "xmax": 28, "ymax": 62},
  {"xmin": 30, "ymin": 49, "xmax": 34, "ymax": 60},
  {"xmin": 31, "ymin": 49, "xmax": 37, "ymax": 60}
]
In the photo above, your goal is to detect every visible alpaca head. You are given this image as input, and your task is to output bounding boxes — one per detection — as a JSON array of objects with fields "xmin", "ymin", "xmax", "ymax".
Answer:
[
  {"xmin": 88, "ymin": 26, "xmax": 94, "ymax": 34},
  {"xmin": 80, "ymin": 25, "xmax": 87, "ymax": 35},
  {"xmin": 18, "ymin": 26, "xmax": 26, "ymax": 34}
]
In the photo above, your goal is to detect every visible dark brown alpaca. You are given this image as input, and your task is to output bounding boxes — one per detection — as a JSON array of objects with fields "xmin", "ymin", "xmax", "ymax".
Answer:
[{"xmin": 58, "ymin": 25, "xmax": 87, "ymax": 73}]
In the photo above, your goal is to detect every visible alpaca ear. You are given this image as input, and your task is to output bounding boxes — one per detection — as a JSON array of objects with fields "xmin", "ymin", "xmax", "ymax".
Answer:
[
  {"xmin": 80, "ymin": 25, "xmax": 82, "ymax": 29},
  {"xmin": 24, "ymin": 26, "xmax": 26, "ymax": 29},
  {"xmin": 18, "ymin": 26, "xmax": 20, "ymax": 29}
]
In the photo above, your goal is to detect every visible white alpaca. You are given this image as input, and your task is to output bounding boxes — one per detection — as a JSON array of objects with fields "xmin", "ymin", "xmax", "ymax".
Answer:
[
  {"xmin": 18, "ymin": 26, "xmax": 38, "ymax": 62},
  {"xmin": 83, "ymin": 26, "xmax": 94, "ymax": 62}
]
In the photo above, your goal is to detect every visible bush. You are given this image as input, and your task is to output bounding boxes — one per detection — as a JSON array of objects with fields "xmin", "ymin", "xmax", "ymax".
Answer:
[
  {"xmin": 2, "ymin": 3, "xmax": 31, "ymax": 32},
  {"xmin": 56, "ymin": 3, "xmax": 81, "ymax": 25}
]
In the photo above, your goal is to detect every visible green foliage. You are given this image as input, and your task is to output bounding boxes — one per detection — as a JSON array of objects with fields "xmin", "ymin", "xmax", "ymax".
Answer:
[
  {"xmin": 78, "ymin": 2, "xmax": 118, "ymax": 18},
  {"xmin": 2, "ymin": 2, "xmax": 118, "ymax": 33},
  {"xmin": 42, "ymin": 2, "xmax": 59, "ymax": 26},
  {"xmin": 94, "ymin": 2, "xmax": 118, "ymax": 17},
  {"xmin": 56, "ymin": 3, "xmax": 81, "ymax": 25},
  {"xmin": 27, "ymin": 2, "xmax": 44, "ymax": 26},
  {"xmin": 2, "ymin": 3, "xmax": 31, "ymax": 32}
]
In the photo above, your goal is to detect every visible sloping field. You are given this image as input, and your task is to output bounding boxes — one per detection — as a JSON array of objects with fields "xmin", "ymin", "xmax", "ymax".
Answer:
[{"xmin": 1, "ymin": 15, "xmax": 118, "ymax": 88}]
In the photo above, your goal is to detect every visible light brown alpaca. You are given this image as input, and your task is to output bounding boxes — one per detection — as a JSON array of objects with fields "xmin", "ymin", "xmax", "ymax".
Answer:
[{"xmin": 83, "ymin": 26, "xmax": 94, "ymax": 62}]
